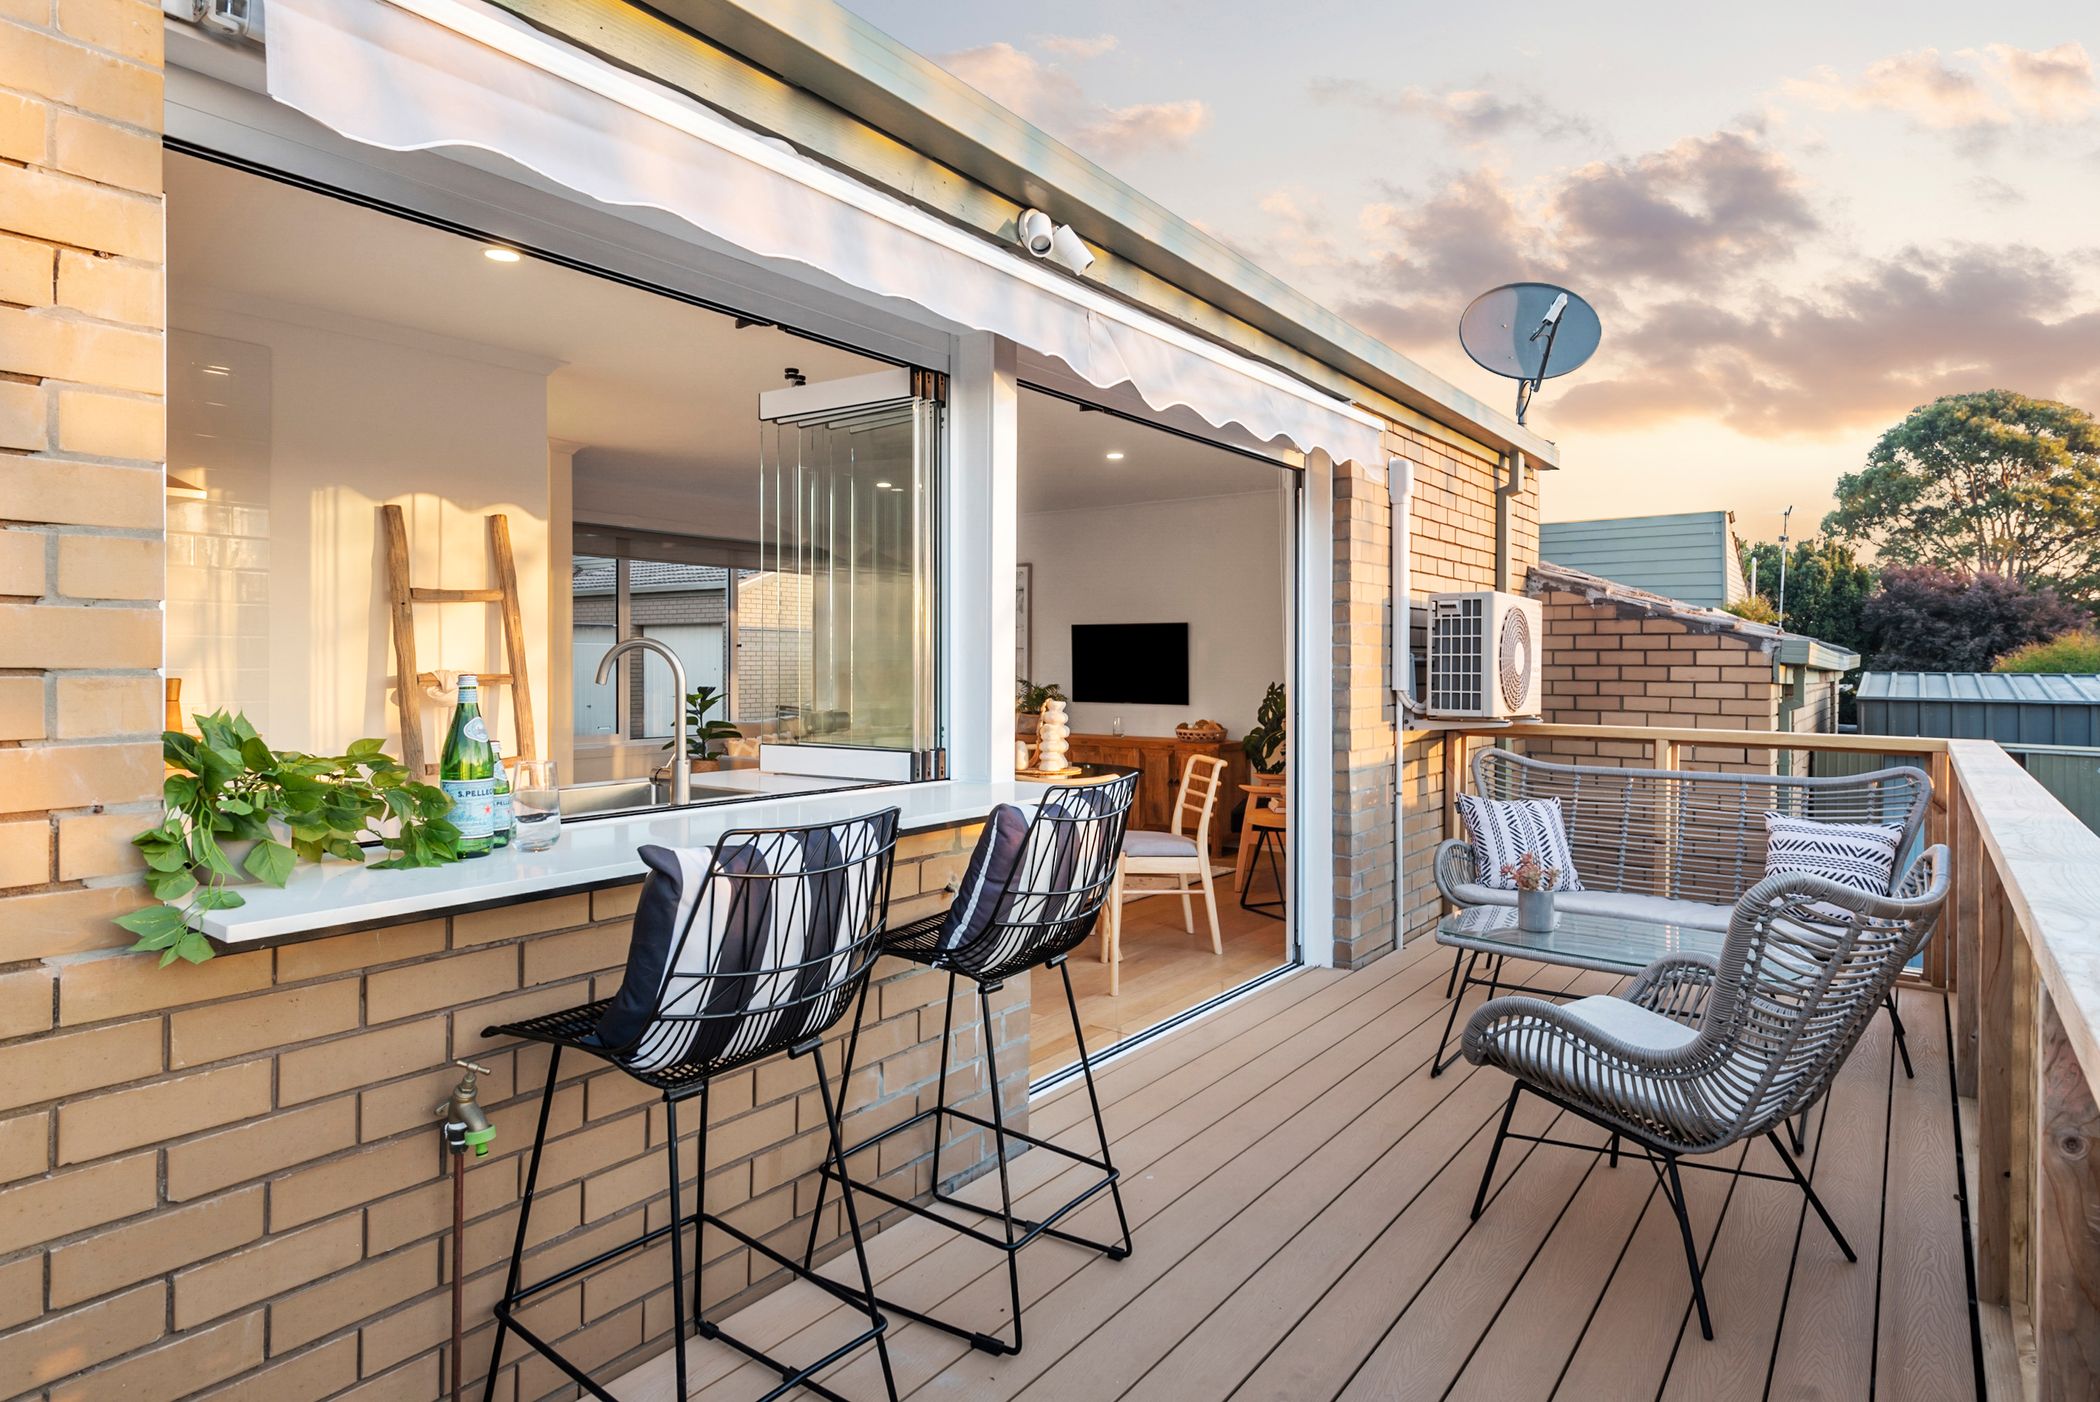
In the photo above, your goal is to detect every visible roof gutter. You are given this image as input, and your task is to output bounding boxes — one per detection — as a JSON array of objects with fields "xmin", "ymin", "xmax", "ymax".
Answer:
[{"xmin": 621, "ymin": 0, "xmax": 1559, "ymax": 464}]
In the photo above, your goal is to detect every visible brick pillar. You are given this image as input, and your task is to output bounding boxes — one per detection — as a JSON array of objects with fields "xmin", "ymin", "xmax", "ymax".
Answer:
[
  {"xmin": 0, "ymin": 0, "xmax": 167, "ymax": 967},
  {"xmin": 1330, "ymin": 462, "xmax": 1396, "ymax": 968}
]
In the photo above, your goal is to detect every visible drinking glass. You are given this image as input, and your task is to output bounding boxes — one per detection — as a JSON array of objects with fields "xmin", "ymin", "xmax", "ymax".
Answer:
[{"xmin": 512, "ymin": 759, "xmax": 561, "ymax": 852}]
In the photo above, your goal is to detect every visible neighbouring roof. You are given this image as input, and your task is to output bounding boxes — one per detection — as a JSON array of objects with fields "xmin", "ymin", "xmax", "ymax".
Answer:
[
  {"xmin": 1539, "ymin": 511, "xmax": 1745, "ymax": 609},
  {"xmin": 1529, "ymin": 561, "xmax": 1858, "ymax": 672},
  {"xmin": 1857, "ymin": 673, "xmax": 2100, "ymax": 706},
  {"xmin": 572, "ymin": 558, "xmax": 729, "ymax": 597}
]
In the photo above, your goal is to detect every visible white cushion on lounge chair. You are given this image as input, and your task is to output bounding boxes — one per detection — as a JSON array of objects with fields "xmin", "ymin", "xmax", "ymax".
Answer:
[
  {"xmin": 1123, "ymin": 829, "xmax": 1200, "ymax": 858},
  {"xmin": 1447, "ymin": 883, "xmax": 1733, "ymax": 933},
  {"xmin": 1558, "ymin": 994, "xmax": 1701, "ymax": 1053}
]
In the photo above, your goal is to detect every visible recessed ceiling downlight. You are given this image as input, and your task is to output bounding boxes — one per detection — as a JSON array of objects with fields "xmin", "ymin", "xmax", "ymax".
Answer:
[
  {"xmin": 483, "ymin": 247, "xmax": 522, "ymax": 263},
  {"xmin": 1104, "ymin": 451, "xmax": 1125, "ymax": 461}
]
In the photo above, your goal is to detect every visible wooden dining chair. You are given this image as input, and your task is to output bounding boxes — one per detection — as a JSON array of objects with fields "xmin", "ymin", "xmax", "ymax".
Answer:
[{"xmin": 1101, "ymin": 753, "xmax": 1227, "ymax": 995}]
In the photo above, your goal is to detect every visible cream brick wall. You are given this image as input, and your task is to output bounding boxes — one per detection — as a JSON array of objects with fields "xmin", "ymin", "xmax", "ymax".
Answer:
[
  {"xmin": 0, "ymin": 833, "xmax": 1024, "ymax": 1402},
  {"xmin": 0, "ymin": 0, "xmax": 164, "ymax": 958}
]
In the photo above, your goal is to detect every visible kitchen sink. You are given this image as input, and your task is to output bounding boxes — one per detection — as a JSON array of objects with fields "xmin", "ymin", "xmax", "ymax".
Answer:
[{"xmin": 556, "ymin": 779, "xmax": 667, "ymax": 817}]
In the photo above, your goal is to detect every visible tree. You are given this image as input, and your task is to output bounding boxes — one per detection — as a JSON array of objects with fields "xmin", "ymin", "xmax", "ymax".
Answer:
[
  {"xmin": 1737, "ymin": 537, "xmax": 1875, "ymax": 653},
  {"xmin": 1823, "ymin": 391, "xmax": 2100, "ymax": 601},
  {"xmin": 1857, "ymin": 566, "xmax": 2086, "ymax": 672},
  {"xmin": 1994, "ymin": 629, "xmax": 2100, "ymax": 673}
]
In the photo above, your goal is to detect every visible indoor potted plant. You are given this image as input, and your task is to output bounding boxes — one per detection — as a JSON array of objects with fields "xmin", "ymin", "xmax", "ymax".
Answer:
[
  {"xmin": 1015, "ymin": 678, "xmax": 1065, "ymax": 740},
  {"xmin": 1503, "ymin": 851, "xmax": 1561, "ymax": 932},
  {"xmin": 662, "ymin": 686, "xmax": 743, "ymax": 773},
  {"xmin": 1243, "ymin": 681, "xmax": 1287, "ymax": 776},
  {"xmin": 119, "ymin": 710, "xmax": 462, "ymax": 966}
]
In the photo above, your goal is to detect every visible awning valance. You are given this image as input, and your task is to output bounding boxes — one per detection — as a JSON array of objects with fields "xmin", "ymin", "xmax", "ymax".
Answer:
[{"xmin": 263, "ymin": 0, "xmax": 1386, "ymax": 466}]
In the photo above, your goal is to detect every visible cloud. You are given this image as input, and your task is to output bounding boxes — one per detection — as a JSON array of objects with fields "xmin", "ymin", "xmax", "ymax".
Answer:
[
  {"xmin": 1548, "ymin": 245, "xmax": 2100, "ymax": 435},
  {"xmin": 937, "ymin": 41, "xmax": 1208, "ymax": 158},
  {"xmin": 1033, "ymin": 33, "xmax": 1118, "ymax": 60},
  {"xmin": 1786, "ymin": 49, "xmax": 2006, "ymax": 130},
  {"xmin": 1554, "ymin": 129, "xmax": 1819, "ymax": 287},
  {"xmin": 1783, "ymin": 42, "xmax": 2099, "ymax": 139},
  {"xmin": 1311, "ymin": 78, "xmax": 1597, "ymax": 145},
  {"xmin": 1968, "ymin": 41, "xmax": 2100, "ymax": 122}
]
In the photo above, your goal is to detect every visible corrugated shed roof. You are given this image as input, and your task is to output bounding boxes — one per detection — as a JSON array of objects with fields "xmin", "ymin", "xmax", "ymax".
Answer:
[
  {"xmin": 1857, "ymin": 672, "xmax": 2100, "ymax": 705},
  {"xmin": 1539, "ymin": 511, "xmax": 1741, "ymax": 608}
]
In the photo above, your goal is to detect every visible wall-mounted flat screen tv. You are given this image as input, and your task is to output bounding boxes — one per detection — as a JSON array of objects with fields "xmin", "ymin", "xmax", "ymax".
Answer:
[{"xmin": 1071, "ymin": 623, "xmax": 1190, "ymax": 705}]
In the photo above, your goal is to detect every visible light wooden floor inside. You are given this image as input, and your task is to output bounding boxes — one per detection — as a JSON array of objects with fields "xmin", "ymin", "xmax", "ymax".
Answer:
[
  {"xmin": 1027, "ymin": 867, "xmax": 1292, "ymax": 1081},
  {"xmin": 610, "ymin": 935, "xmax": 1979, "ymax": 1402}
]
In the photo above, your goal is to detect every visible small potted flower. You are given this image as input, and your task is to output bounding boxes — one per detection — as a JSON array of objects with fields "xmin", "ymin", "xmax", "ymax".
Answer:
[
  {"xmin": 662, "ymin": 686, "xmax": 743, "ymax": 774},
  {"xmin": 1502, "ymin": 851, "xmax": 1561, "ymax": 932}
]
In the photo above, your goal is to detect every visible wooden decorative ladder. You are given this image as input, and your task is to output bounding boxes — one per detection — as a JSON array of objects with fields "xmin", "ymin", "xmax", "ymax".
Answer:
[{"xmin": 380, "ymin": 504, "xmax": 536, "ymax": 777}]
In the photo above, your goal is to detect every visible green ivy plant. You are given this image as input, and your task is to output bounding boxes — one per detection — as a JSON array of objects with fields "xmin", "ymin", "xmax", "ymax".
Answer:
[
  {"xmin": 119, "ymin": 711, "xmax": 461, "ymax": 966},
  {"xmin": 661, "ymin": 686, "xmax": 743, "ymax": 762},
  {"xmin": 1243, "ymin": 681, "xmax": 1287, "ymax": 774}
]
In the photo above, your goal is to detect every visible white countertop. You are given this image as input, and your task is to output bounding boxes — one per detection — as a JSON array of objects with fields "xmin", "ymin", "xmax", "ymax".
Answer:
[{"xmin": 200, "ymin": 779, "xmax": 1046, "ymax": 946}]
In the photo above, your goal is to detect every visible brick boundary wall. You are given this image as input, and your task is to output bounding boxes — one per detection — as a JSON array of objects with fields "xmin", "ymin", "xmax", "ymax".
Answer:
[
  {"xmin": 0, "ymin": 825, "xmax": 1021, "ymax": 1401},
  {"xmin": 1533, "ymin": 587, "xmax": 1786, "ymax": 774}
]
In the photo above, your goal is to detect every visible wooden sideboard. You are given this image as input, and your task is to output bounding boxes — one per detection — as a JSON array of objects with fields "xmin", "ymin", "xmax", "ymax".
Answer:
[{"xmin": 1063, "ymin": 732, "xmax": 1251, "ymax": 856}]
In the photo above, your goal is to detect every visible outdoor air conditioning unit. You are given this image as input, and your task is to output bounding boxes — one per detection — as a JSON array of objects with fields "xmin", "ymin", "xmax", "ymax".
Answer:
[{"xmin": 1426, "ymin": 590, "xmax": 1542, "ymax": 719}]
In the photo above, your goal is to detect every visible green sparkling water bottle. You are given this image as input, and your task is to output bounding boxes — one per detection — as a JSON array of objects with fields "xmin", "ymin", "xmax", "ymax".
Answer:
[
  {"xmin": 439, "ymin": 674, "xmax": 496, "ymax": 859},
  {"xmin": 489, "ymin": 738, "xmax": 514, "ymax": 849}
]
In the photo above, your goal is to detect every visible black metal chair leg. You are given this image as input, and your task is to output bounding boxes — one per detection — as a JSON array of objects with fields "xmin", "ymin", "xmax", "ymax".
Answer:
[
  {"xmin": 1445, "ymin": 948, "xmax": 1465, "ymax": 999},
  {"xmin": 1433, "ymin": 950, "xmax": 1480, "ymax": 1078},
  {"xmin": 1662, "ymin": 1154, "xmax": 1714, "ymax": 1341},
  {"xmin": 1886, "ymin": 992, "xmax": 1915, "ymax": 1079},
  {"xmin": 1062, "ymin": 960, "xmax": 1132, "ymax": 1258},
  {"xmin": 979, "ymin": 984, "xmax": 1026, "ymax": 1356},
  {"xmin": 811, "ymin": 1043, "xmax": 898, "ymax": 1402},
  {"xmin": 1766, "ymin": 1131, "xmax": 1857, "ymax": 1262},
  {"xmin": 929, "ymin": 972, "xmax": 959, "ymax": 1191},
  {"xmin": 801, "ymin": 980, "xmax": 878, "ymax": 1273},
  {"xmin": 1471, "ymin": 1081, "xmax": 1523, "ymax": 1221},
  {"xmin": 692, "ymin": 1078, "xmax": 714, "ymax": 1337},
  {"xmin": 1608, "ymin": 1134, "xmax": 1620, "ymax": 1168},
  {"xmin": 663, "ymin": 1095, "xmax": 691, "ymax": 1402},
  {"xmin": 482, "ymin": 1045, "xmax": 561, "ymax": 1402}
]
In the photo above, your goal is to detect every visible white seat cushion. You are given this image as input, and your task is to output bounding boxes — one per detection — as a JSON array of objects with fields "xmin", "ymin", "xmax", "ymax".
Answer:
[
  {"xmin": 1448, "ymin": 882, "xmax": 1733, "ymax": 932},
  {"xmin": 1123, "ymin": 829, "xmax": 1200, "ymax": 858},
  {"xmin": 1558, "ymin": 994, "xmax": 1700, "ymax": 1053}
]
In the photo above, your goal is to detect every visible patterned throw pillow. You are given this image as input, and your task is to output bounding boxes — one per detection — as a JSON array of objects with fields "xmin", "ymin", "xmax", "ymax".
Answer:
[
  {"xmin": 1455, "ymin": 794, "xmax": 1583, "ymax": 892},
  {"xmin": 1763, "ymin": 813, "xmax": 1902, "ymax": 896}
]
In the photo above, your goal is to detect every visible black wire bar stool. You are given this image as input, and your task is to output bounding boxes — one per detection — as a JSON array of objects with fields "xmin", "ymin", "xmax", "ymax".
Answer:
[
  {"xmin": 481, "ymin": 810, "xmax": 902, "ymax": 1402},
  {"xmin": 809, "ymin": 773, "xmax": 1137, "ymax": 1356}
]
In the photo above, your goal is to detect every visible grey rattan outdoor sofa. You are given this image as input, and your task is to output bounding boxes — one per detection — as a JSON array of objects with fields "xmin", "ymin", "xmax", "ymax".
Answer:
[{"xmin": 1434, "ymin": 748, "xmax": 1936, "ymax": 1072}]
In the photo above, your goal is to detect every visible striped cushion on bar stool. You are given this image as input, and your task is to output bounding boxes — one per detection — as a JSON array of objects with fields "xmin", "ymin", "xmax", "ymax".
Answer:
[
  {"xmin": 477, "ymin": 810, "xmax": 902, "ymax": 1402},
  {"xmin": 810, "ymin": 771, "xmax": 1137, "ymax": 1357}
]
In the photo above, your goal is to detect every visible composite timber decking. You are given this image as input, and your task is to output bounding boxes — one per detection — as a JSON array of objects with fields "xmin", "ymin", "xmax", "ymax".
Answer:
[{"xmin": 608, "ymin": 934, "xmax": 1979, "ymax": 1401}]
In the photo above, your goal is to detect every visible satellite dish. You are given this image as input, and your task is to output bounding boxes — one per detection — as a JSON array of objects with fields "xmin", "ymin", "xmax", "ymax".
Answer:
[{"xmin": 1458, "ymin": 282, "xmax": 1602, "ymax": 425}]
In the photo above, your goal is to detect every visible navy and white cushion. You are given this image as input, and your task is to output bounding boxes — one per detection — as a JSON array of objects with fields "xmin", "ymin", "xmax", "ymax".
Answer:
[
  {"xmin": 1762, "ymin": 813, "xmax": 1902, "ymax": 896},
  {"xmin": 938, "ymin": 805, "xmax": 1033, "ymax": 951},
  {"xmin": 1455, "ymin": 794, "xmax": 1583, "ymax": 892},
  {"xmin": 592, "ymin": 841, "xmax": 772, "ymax": 1071}
]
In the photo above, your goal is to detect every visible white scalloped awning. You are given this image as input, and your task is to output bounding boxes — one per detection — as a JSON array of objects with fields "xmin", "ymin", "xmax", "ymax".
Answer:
[{"xmin": 262, "ymin": 0, "xmax": 1385, "ymax": 466}]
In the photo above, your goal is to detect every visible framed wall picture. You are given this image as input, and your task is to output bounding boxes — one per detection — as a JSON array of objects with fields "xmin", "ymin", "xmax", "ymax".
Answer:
[{"xmin": 1015, "ymin": 563, "xmax": 1033, "ymax": 684}]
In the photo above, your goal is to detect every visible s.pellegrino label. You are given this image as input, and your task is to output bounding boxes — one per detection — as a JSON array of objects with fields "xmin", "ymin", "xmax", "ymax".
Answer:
[
  {"xmin": 440, "ymin": 674, "xmax": 496, "ymax": 858},
  {"xmin": 490, "ymin": 739, "xmax": 514, "ymax": 849}
]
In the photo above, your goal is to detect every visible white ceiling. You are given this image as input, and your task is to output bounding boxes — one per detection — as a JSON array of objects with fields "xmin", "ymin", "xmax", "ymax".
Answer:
[{"xmin": 168, "ymin": 155, "xmax": 1288, "ymax": 525}]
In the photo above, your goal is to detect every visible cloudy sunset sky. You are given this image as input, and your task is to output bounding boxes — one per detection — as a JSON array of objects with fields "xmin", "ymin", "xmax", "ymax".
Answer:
[{"xmin": 843, "ymin": 1, "xmax": 2100, "ymax": 542}]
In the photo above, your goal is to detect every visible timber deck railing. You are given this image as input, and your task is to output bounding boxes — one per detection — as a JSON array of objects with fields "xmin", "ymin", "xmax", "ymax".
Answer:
[{"xmin": 1415, "ymin": 722, "xmax": 2099, "ymax": 1400}]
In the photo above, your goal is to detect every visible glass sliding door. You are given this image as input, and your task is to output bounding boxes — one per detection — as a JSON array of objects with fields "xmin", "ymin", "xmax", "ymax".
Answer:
[{"xmin": 757, "ymin": 369, "xmax": 943, "ymax": 776}]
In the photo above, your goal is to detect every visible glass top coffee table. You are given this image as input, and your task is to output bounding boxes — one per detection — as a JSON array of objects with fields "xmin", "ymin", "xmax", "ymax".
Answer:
[{"xmin": 1430, "ymin": 904, "xmax": 1724, "ymax": 1075}]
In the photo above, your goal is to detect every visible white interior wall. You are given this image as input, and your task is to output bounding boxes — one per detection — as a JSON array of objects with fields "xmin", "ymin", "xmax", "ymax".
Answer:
[
  {"xmin": 167, "ymin": 298, "xmax": 554, "ymax": 767},
  {"xmin": 1018, "ymin": 491, "xmax": 1286, "ymax": 740}
]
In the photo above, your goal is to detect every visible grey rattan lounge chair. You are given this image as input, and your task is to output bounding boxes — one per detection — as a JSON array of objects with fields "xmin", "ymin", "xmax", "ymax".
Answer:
[{"xmin": 1460, "ymin": 843, "xmax": 1949, "ymax": 1339}]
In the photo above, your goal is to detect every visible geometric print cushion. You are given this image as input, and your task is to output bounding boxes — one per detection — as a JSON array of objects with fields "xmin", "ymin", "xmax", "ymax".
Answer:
[
  {"xmin": 1456, "ymin": 793, "xmax": 1583, "ymax": 892},
  {"xmin": 1762, "ymin": 812, "xmax": 1902, "ymax": 897}
]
